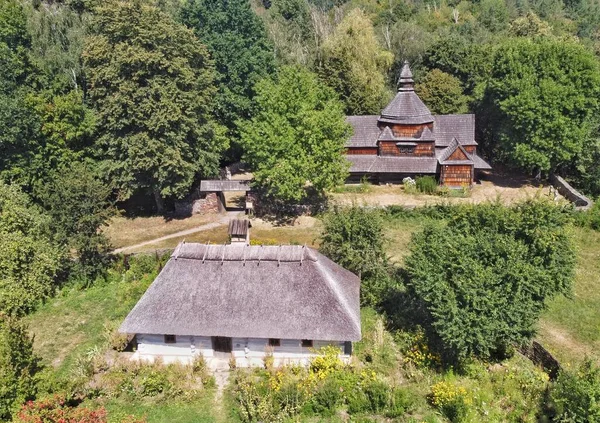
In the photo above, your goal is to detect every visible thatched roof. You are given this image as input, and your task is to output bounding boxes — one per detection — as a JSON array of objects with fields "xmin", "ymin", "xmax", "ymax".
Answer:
[{"xmin": 120, "ymin": 244, "xmax": 361, "ymax": 341}]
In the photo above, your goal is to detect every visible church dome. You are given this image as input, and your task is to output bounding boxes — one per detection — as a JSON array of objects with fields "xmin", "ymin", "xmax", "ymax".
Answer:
[{"xmin": 379, "ymin": 61, "xmax": 434, "ymax": 125}]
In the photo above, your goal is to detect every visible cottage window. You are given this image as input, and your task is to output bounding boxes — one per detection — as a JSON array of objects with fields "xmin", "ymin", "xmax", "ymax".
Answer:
[
  {"xmin": 301, "ymin": 339, "xmax": 313, "ymax": 348},
  {"xmin": 164, "ymin": 334, "xmax": 176, "ymax": 344},
  {"xmin": 268, "ymin": 338, "xmax": 281, "ymax": 347},
  {"xmin": 399, "ymin": 146, "xmax": 415, "ymax": 154}
]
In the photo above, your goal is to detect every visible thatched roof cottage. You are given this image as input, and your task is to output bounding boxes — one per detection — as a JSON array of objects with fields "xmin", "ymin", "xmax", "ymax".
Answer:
[{"xmin": 120, "ymin": 242, "xmax": 361, "ymax": 367}]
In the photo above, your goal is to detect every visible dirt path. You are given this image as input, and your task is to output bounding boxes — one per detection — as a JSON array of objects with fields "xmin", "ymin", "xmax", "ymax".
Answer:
[
  {"xmin": 537, "ymin": 320, "xmax": 599, "ymax": 365},
  {"xmin": 113, "ymin": 211, "xmax": 242, "ymax": 253},
  {"xmin": 213, "ymin": 370, "xmax": 230, "ymax": 423}
]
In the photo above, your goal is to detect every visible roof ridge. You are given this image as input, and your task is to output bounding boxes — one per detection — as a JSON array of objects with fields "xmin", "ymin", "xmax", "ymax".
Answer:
[{"xmin": 312, "ymin": 256, "xmax": 361, "ymax": 338}]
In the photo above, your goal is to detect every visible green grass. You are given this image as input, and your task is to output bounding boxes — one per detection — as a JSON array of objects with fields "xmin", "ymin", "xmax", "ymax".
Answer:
[
  {"xmin": 25, "ymin": 265, "xmax": 158, "ymax": 377},
  {"xmin": 83, "ymin": 397, "xmax": 217, "ymax": 423},
  {"xmin": 537, "ymin": 226, "xmax": 600, "ymax": 364}
]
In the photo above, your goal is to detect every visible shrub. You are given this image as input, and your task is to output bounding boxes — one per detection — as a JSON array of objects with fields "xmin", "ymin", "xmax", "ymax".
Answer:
[
  {"xmin": 140, "ymin": 370, "xmax": 171, "ymax": 396},
  {"xmin": 347, "ymin": 388, "xmax": 370, "ymax": 414},
  {"xmin": 387, "ymin": 387, "xmax": 416, "ymax": 418},
  {"xmin": 0, "ymin": 317, "xmax": 40, "ymax": 421},
  {"xmin": 320, "ymin": 205, "xmax": 395, "ymax": 306},
  {"xmin": 429, "ymin": 381, "xmax": 470, "ymax": 423},
  {"xmin": 404, "ymin": 200, "xmax": 575, "ymax": 362},
  {"xmin": 363, "ymin": 380, "xmax": 390, "ymax": 413},
  {"xmin": 14, "ymin": 395, "xmax": 146, "ymax": 423},
  {"xmin": 551, "ymin": 359, "xmax": 600, "ymax": 422},
  {"xmin": 415, "ymin": 176, "xmax": 437, "ymax": 194},
  {"xmin": 104, "ymin": 321, "xmax": 129, "ymax": 352},
  {"xmin": 311, "ymin": 378, "xmax": 343, "ymax": 415}
]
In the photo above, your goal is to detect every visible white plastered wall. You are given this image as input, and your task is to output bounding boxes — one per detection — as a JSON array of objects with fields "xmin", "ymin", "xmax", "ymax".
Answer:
[{"xmin": 133, "ymin": 334, "xmax": 350, "ymax": 368}]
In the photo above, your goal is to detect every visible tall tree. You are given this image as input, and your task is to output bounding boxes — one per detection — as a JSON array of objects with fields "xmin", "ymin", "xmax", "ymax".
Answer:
[
  {"xmin": 320, "ymin": 205, "xmax": 394, "ymax": 306},
  {"xmin": 318, "ymin": 8, "xmax": 393, "ymax": 115},
  {"xmin": 179, "ymin": 0, "xmax": 274, "ymax": 159},
  {"xmin": 240, "ymin": 66, "xmax": 351, "ymax": 202},
  {"xmin": 0, "ymin": 183, "xmax": 62, "ymax": 316},
  {"xmin": 37, "ymin": 162, "xmax": 115, "ymax": 279},
  {"xmin": 483, "ymin": 38, "xmax": 600, "ymax": 175},
  {"xmin": 83, "ymin": 0, "xmax": 227, "ymax": 212},
  {"xmin": 415, "ymin": 69, "xmax": 469, "ymax": 114}
]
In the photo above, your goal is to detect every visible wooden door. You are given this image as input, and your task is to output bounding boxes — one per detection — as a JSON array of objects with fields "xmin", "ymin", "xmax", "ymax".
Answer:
[{"xmin": 212, "ymin": 336, "xmax": 232, "ymax": 353}]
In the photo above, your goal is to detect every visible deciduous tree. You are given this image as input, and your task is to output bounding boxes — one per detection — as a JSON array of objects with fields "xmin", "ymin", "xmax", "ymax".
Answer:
[
  {"xmin": 240, "ymin": 66, "xmax": 351, "ymax": 202},
  {"xmin": 318, "ymin": 8, "xmax": 393, "ymax": 115},
  {"xmin": 37, "ymin": 162, "xmax": 115, "ymax": 279},
  {"xmin": 404, "ymin": 200, "xmax": 575, "ymax": 362},
  {"xmin": 320, "ymin": 205, "xmax": 394, "ymax": 306},
  {"xmin": 415, "ymin": 69, "xmax": 469, "ymax": 114},
  {"xmin": 180, "ymin": 0, "xmax": 274, "ymax": 158},
  {"xmin": 83, "ymin": 0, "xmax": 227, "ymax": 212},
  {"xmin": 0, "ymin": 183, "xmax": 62, "ymax": 315},
  {"xmin": 483, "ymin": 38, "xmax": 600, "ymax": 175},
  {"xmin": 0, "ymin": 316, "xmax": 40, "ymax": 421}
]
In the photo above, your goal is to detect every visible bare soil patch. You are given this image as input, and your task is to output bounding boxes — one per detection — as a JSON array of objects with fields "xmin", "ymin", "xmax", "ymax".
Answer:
[{"xmin": 330, "ymin": 171, "xmax": 561, "ymax": 208}]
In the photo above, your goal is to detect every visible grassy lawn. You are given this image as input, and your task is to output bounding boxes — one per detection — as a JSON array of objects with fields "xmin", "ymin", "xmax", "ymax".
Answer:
[
  {"xmin": 105, "ymin": 214, "xmax": 215, "ymax": 249},
  {"xmin": 537, "ymin": 226, "xmax": 600, "ymax": 365},
  {"xmin": 25, "ymin": 264, "xmax": 158, "ymax": 377},
  {"xmin": 84, "ymin": 397, "xmax": 217, "ymax": 423}
]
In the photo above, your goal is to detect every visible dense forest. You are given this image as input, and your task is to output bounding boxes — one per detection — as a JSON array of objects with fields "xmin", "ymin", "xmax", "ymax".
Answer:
[
  {"xmin": 2, "ymin": 0, "xmax": 600, "ymax": 421},
  {"xmin": 3, "ymin": 0, "xmax": 600, "ymax": 212}
]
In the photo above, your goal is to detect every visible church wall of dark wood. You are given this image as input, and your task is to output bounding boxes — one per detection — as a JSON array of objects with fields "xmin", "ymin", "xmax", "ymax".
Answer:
[{"xmin": 378, "ymin": 141, "xmax": 435, "ymax": 157}]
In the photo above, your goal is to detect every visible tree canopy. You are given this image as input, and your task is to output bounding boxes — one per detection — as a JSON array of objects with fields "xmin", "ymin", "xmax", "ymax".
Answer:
[
  {"xmin": 404, "ymin": 200, "xmax": 575, "ymax": 362},
  {"xmin": 483, "ymin": 38, "xmax": 600, "ymax": 175},
  {"xmin": 240, "ymin": 66, "xmax": 351, "ymax": 202},
  {"xmin": 320, "ymin": 205, "xmax": 394, "ymax": 307},
  {"xmin": 318, "ymin": 9, "xmax": 393, "ymax": 115},
  {"xmin": 415, "ymin": 69, "xmax": 469, "ymax": 115},
  {"xmin": 179, "ymin": 0, "xmax": 274, "ymax": 156},
  {"xmin": 83, "ymin": 0, "xmax": 227, "ymax": 211},
  {"xmin": 0, "ymin": 183, "xmax": 62, "ymax": 316}
]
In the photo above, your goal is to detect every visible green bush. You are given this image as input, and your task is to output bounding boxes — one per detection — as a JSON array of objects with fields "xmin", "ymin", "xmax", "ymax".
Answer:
[
  {"xmin": 415, "ymin": 176, "xmax": 438, "ymax": 194},
  {"xmin": 347, "ymin": 388, "xmax": 370, "ymax": 414},
  {"xmin": 573, "ymin": 201, "xmax": 600, "ymax": 231},
  {"xmin": 429, "ymin": 381, "xmax": 470, "ymax": 423},
  {"xmin": 551, "ymin": 359, "xmax": 600, "ymax": 422},
  {"xmin": 140, "ymin": 370, "xmax": 171, "ymax": 396},
  {"xmin": 311, "ymin": 378, "xmax": 343, "ymax": 415},
  {"xmin": 320, "ymin": 205, "xmax": 395, "ymax": 306},
  {"xmin": 404, "ymin": 200, "xmax": 576, "ymax": 362},
  {"xmin": 363, "ymin": 380, "xmax": 390, "ymax": 413},
  {"xmin": 386, "ymin": 387, "xmax": 416, "ymax": 418},
  {"xmin": 0, "ymin": 317, "xmax": 40, "ymax": 421}
]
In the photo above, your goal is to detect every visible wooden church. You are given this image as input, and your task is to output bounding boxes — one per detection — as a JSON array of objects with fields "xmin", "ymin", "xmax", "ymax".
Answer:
[{"xmin": 345, "ymin": 61, "xmax": 491, "ymax": 186}]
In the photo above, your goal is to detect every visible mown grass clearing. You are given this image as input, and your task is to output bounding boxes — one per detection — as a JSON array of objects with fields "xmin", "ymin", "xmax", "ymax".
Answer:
[
  {"xmin": 537, "ymin": 227, "xmax": 600, "ymax": 364},
  {"xmin": 105, "ymin": 214, "xmax": 216, "ymax": 249}
]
